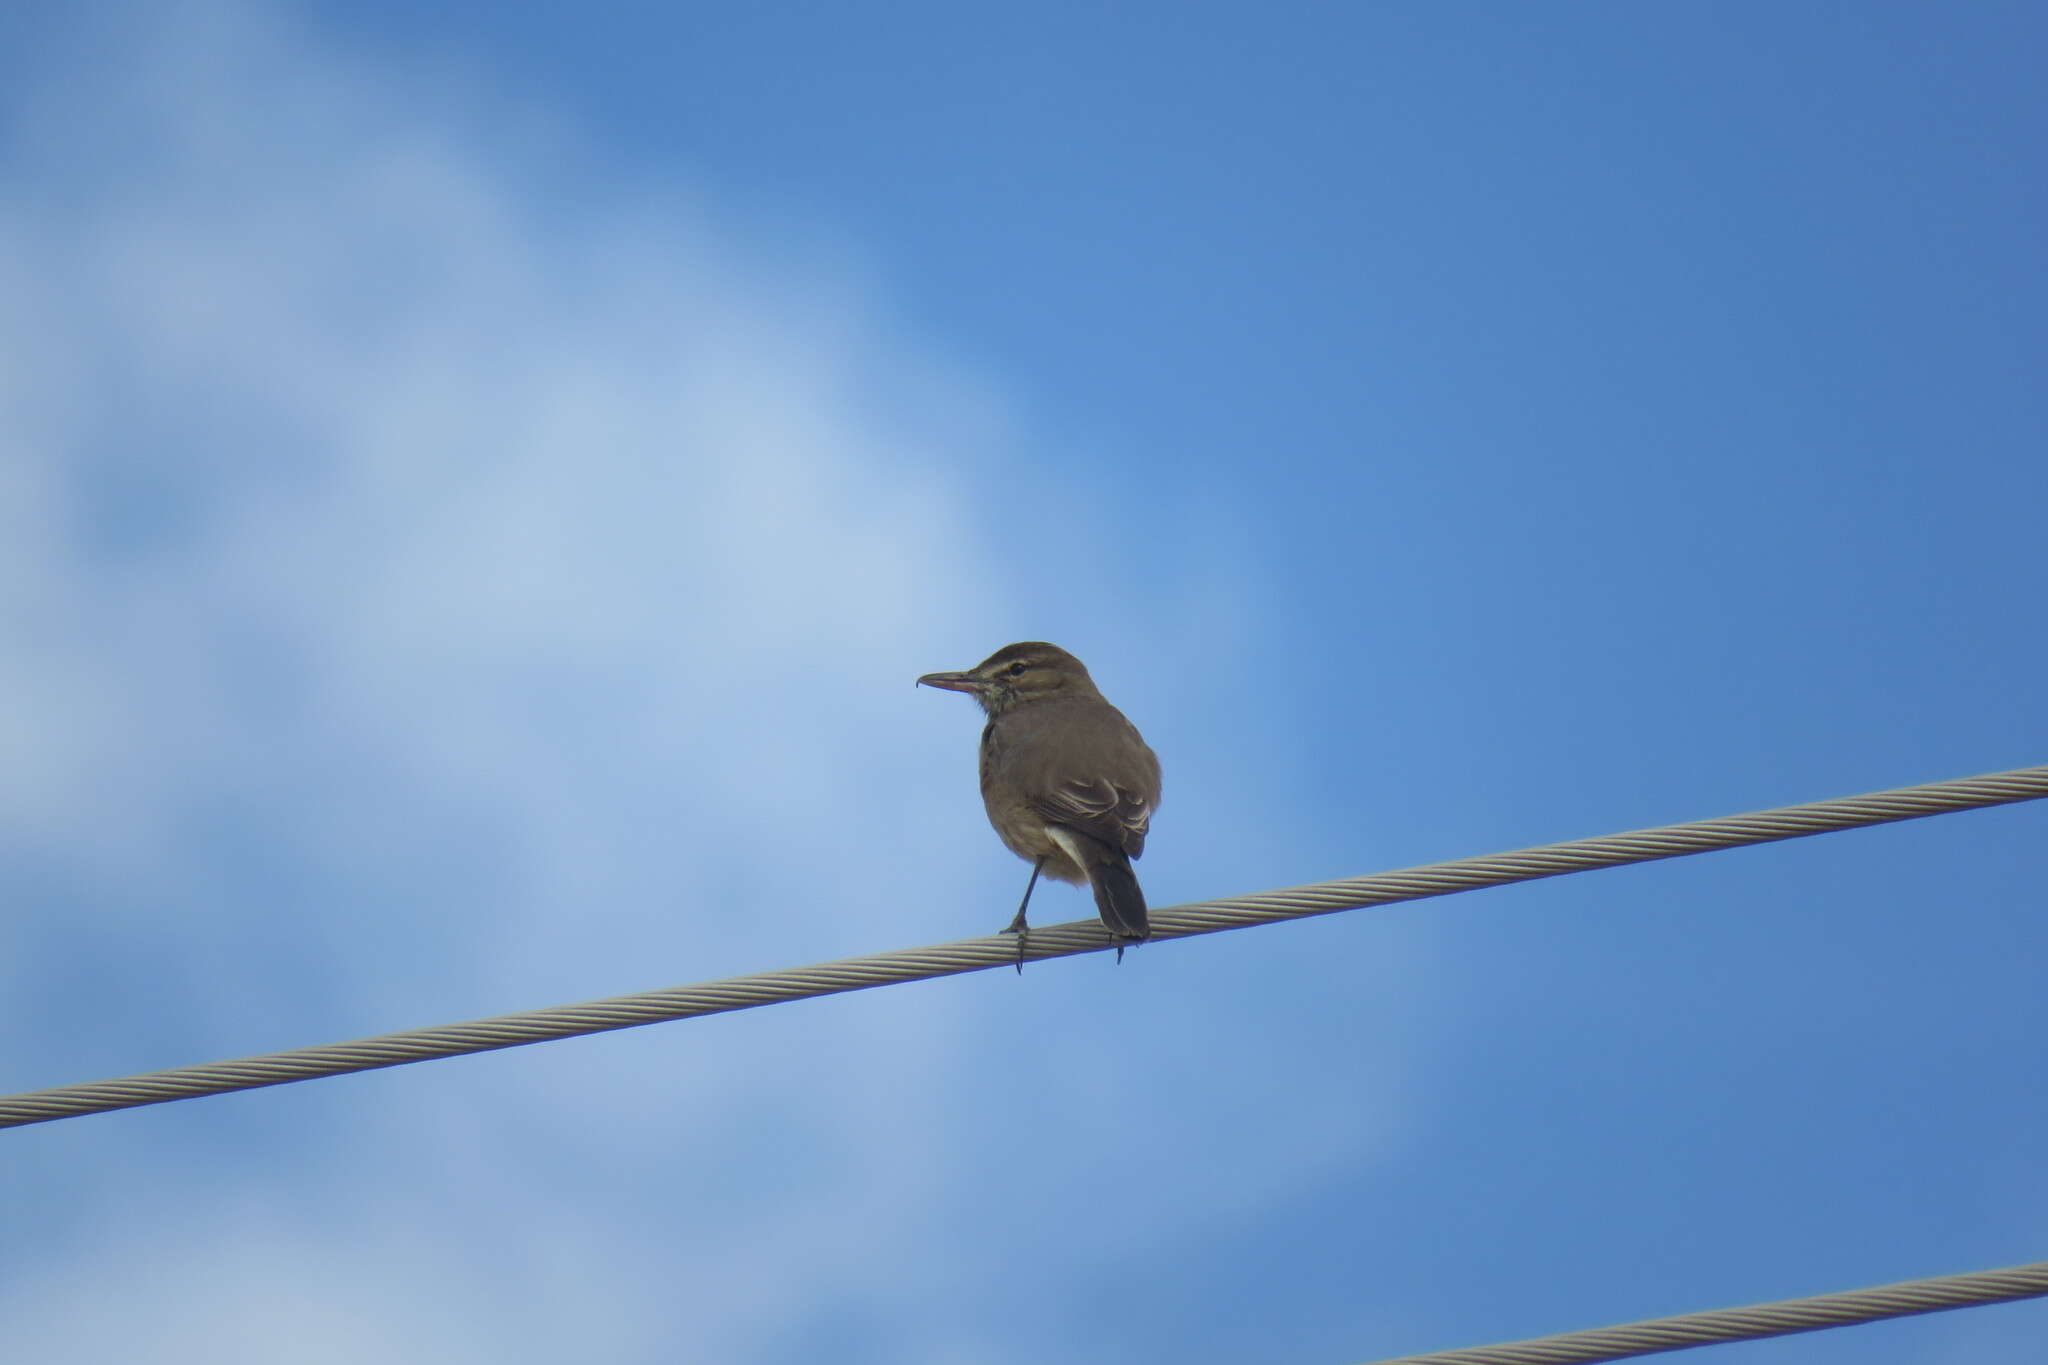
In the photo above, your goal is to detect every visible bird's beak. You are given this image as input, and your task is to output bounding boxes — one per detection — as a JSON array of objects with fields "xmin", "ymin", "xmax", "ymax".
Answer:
[{"xmin": 916, "ymin": 670, "xmax": 984, "ymax": 693}]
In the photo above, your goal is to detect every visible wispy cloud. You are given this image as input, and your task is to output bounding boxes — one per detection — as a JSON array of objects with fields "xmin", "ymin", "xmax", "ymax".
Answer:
[{"xmin": 0, "ymin": 5, "xmax": 1412, "ymax": 1361}]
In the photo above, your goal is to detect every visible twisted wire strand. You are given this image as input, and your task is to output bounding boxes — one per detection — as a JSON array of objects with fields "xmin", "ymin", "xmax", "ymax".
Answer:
[
  {"xmin": 4, "ymin": 764, "xmax": 2044, "ymax": 1130},
  {"xmin": 1355, "ymin": 1259, "xmax": 2048, "ymax": 1363}
]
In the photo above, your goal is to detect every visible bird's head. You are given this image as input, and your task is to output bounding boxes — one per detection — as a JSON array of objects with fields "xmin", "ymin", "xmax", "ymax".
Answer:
[{"xmin": 917, "ymin": 642, "xmax": 1096, "ymax": 716}]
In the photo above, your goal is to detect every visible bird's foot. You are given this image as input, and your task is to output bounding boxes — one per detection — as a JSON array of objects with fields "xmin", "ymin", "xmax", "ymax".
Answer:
[{"xmin": 1000, "ymin": 915, "xmax": 1029, "ymax": 975}]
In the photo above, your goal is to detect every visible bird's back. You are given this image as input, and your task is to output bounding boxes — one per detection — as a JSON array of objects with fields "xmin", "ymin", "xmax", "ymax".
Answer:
[{"xmin": 980, "ymin": 694, "xmax": 1160, "ymax": 859}]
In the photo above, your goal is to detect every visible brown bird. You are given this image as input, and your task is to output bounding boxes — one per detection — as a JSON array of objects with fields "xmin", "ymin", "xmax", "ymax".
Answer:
[{"xmin": 918, "ymin": 642, "xmax": 1162, "ymax": 969}]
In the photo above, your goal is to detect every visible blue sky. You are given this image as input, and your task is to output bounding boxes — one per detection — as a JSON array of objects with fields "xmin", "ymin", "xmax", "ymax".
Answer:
[{"xmin": 2, "ymin": 2, "xmax": 2044, "ymax": 1361}]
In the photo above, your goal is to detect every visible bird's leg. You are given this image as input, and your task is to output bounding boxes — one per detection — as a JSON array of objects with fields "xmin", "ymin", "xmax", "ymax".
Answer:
[
  {"xmin": 1002, "ymin": 860, "xmax": 1042, "ymax": 934},
  {"xmin": 1001, "ymin": 858, "xmax": 1043, "ymax": 975}
]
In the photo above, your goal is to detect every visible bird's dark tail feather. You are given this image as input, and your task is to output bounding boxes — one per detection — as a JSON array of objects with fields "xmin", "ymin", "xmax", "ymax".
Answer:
[{"xmin": 1085, "ymin": 851, "xmax": 1150, "ymax": 946}]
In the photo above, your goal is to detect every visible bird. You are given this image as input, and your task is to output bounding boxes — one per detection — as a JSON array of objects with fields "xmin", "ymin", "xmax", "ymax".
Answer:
[{"xmin": 917, "ymin": 642, "xmax": 1162, "ymax": 971}]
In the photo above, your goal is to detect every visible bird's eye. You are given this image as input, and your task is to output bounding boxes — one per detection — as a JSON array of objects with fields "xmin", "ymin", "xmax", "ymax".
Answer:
[{"xmin": 1007, "ymin": 661, "xmax": 1029, "ymax": 677}]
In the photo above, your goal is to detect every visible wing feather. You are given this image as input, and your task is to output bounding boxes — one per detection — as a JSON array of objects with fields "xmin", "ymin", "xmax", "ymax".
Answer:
[{"xmin": 1032, "ymin": 775, "xmax": 1152, "ymax": 857}]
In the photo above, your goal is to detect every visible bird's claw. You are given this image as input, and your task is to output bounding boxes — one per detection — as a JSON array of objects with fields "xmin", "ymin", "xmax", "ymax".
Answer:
[{"xmin": 999, "ymin": 918, "xmax": 1029, "ymax": 975}]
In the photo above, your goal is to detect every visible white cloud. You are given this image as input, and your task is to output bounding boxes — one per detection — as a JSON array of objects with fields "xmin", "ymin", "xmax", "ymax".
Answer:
[
  {"xmin": 0, "ymin": 2, "xmax": 1005, "ymax": 937},
  {"xmin": 0, "ymin": 6, "xmax": 1414, "ymax": 1362},
  {"xmin": 1, "ymin": 1, "xmax": 1005, "ymax": 1352}
]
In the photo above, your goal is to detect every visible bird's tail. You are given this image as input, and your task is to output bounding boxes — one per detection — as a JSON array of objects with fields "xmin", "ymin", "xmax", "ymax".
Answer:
[{"xmin": 1082, "ymin": 846, "xmax": 1150, "ymax": 945}]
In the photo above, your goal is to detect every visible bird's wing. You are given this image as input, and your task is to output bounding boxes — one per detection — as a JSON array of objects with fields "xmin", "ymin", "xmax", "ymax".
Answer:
[{"xmin": 1032, "ymin": 776, "xmax": 1153, "ymax": 858}]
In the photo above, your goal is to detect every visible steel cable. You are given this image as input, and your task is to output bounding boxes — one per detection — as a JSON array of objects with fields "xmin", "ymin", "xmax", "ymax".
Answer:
[
  {"xmin": 1354, "ymin": 1258, "xmax": 2048, "ymax": 1363},
  {"xmin": 3, "ymin": 764, "xmax": 2044, "ymax": 1130}
]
